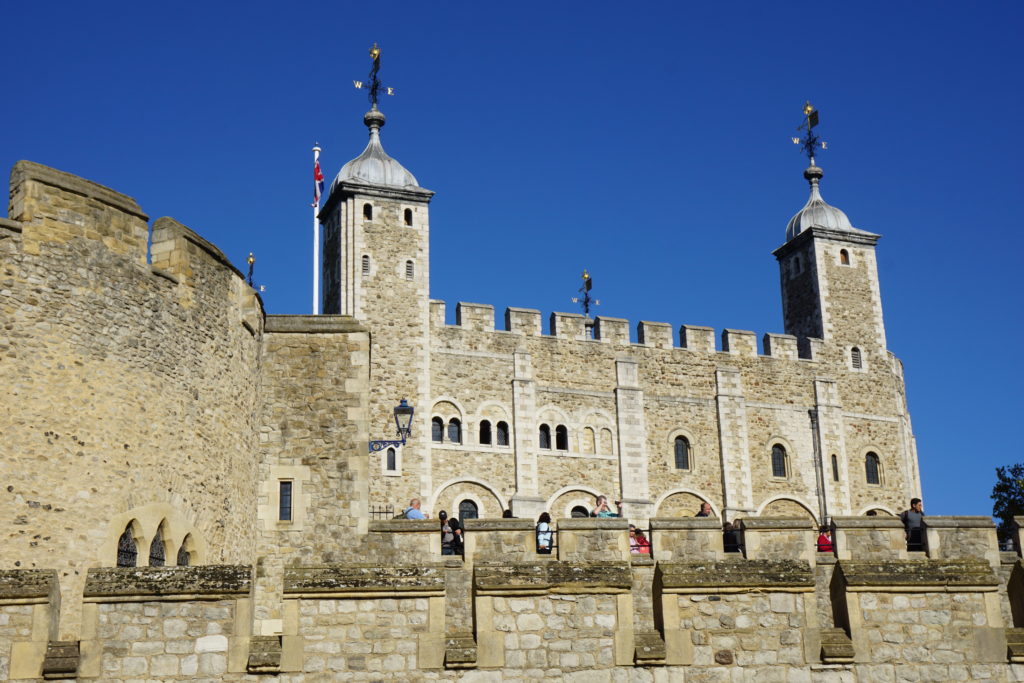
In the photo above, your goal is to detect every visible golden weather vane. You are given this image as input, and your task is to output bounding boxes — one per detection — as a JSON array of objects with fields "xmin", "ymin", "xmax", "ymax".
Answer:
[
  {"xmin": 570, "ymin": 270, "xmax": 601, "ymax": 318},
  {"xmin": 352, "ymin": 43, "xmax": 395, "ymax": 107},
  {"xmin": 792, "ymin": 101, "xmax": 828, "ymax": 164}
]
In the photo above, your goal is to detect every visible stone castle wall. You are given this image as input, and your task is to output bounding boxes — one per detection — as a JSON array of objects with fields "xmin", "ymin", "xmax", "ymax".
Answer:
[
  {"xmin": 0, "ymin": 163, "xmax": 266, "ymax": 640},
  {"xmin": 387, "ymin": 297, "xmax": 914, "ymax": 523},
  {"xmin": 3, "ymin": 516, "xmax": 1024, "ymax": 681}
]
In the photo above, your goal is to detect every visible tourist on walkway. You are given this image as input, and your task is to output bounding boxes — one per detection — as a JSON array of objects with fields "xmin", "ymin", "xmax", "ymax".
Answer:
[
  {"xmin": 536, "ymin": 512, "xmax": 553, "ymax": 554},
  {"xmin": 816, "ymin": 526, "xmax": 834, "ymax": 552},
  {"xmin": 592, "ymin": 495, "xmax": 623, "ymax": 518},
  {"xmin": 899, "ymin": 498, "xmax": 924, "ymax": 550},
  {"xmin": 404, "ymin": 498, "xmax": 427, "ymax": 520},
  {"xmin": 696, "ymin": 502, "xmax": 712, "ymax": 517},
  {"xmin": 439, "ymin": 510, "xmax": 463, "ymax": 555}
]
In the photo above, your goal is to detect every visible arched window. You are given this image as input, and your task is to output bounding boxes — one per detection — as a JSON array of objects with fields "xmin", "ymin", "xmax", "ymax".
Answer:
[
  {"xmin": 149, "ymin": 525, "xmax": 166, "ymax": 567},
  {"xmin": 865, "ymin": 452, "xmax": 881, "ymax": 485},
  {"xmin": 831, "ymin": 454, "xmax": 839, "ymax": 482},
  {"xmin": 674, "ymin": 436, "xmax": 691, "ymax": 470},
  {"xmin": 432, "ymin": 417, "xmax": 444, "ymax": 443},
  {"xmin": 176, "ymin": 535, "xmax": 192, "ymax": 567},
  {"xmin": 582, "ymin": 427, "xmax": 595, "ymax": 454},
  {"xmin": 496, "ymin": 421, "xmax": 509, "ymax": 446},
  {"xmin": 571, "ymin": 506, "xmax": 590, "ymax": 518},
  {"xmin": 386, "ymin": 447, "xmax": 396, "ymax": 472},
  {"xmin": 840, "ymin": 249, "xmax": 850, "ymax": 265},
  {"xmin": 771, "ymin": 444, "xmax": 787, "ymax": 478},
  {"xmin": 116, "ymin": 524, "xmax": 137, "ymax": 567},
  {"xmin": 458, "ymin": 499, "xmax": 478, "ymax": 521},
  {"xmin": 479, "ymin": 420, "xmax": 492, "ymax": 445},
  {"xmin": 404, "ymin": 208, "xmax": 413, "ymax": 226},
  {"xmin": 405, "ymin": 260, "xmax": 414, "ymax": 280},
  {"xmin": 539, "ymin": 424, "xmax": 551, "ymax": 449},
  {"xmin": 555, "ymin": 425, "xmax": 569, "ymax": 451},
  {"xmin": 851, "ymin": 347, "xmax": 862, "ymax": 370},
  {"xmin": 363, "ymin": 203, "xmax": 372, "ymax": 220},
  {"xmin": 599, "ymin": 428, "xmax": 613, "ymax": 454},
  {"xmin": 447, "ymin": 418, "xmax": 462, "ymax": 444},
  {"xmin": 361, "ymin": 254, "xmax": 370, "ymax": 276}
]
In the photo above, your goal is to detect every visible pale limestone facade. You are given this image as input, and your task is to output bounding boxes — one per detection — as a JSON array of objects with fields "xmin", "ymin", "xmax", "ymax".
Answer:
[
  {"xmin": 0, "ymin": 105, "xmax": 985, "ymax": 681},
  {"xmin": 315, "ymin": 110, "xmax": 921, "ymax": 526}
]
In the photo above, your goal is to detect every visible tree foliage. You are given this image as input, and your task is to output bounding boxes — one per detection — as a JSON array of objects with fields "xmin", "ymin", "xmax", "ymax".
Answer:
[{"xmin": 992, "ymin": 463, "xmax": 1024, "ymax": 539}]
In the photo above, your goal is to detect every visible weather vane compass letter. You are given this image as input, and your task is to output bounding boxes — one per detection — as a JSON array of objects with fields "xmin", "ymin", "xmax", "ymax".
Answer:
[
  {"xmin": 353, "ymin": 43, "xmax": 395, "ymax": 108},
  {"xmin": 570, "ymin": 270, "xmax": 600, "ymax": 319},
  {"xmin": 792, "ymin": 101, "xmax": 827, "ymax": 165}
]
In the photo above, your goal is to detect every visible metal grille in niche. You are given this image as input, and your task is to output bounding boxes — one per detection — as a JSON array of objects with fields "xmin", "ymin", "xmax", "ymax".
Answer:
[
  {"xmin": 458, "ymin": 499, "xmax": 478, "ymax": 521},
  {"xmin": 369, "ymin": 504, "xmax": 395, "ymax": 520},
  {"xmin": 149, "ymin": 526, "xmax": 165, "ymax": 566},
  {"xmin": 117, "ymin": 525, "xmax": 137, "ymax": 567}
]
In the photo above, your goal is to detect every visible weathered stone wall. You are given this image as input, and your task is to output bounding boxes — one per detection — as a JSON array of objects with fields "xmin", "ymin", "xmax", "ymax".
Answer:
[
  {"xmin": 1, "ymin": 163, "xmax": 264, "ymax": 641},
  {"xmin": 422, "ymin": 305, "xmax": 913, "ymax": 523},
  {"xmin": 1, "ymin": 517, "xmax": 1023, "ymax": 680}
]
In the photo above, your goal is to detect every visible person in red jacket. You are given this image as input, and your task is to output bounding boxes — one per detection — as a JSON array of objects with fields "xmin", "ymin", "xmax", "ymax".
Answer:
[{"xmin": 816, "ymin": 526, "xmax": 834, "ymax": 553}]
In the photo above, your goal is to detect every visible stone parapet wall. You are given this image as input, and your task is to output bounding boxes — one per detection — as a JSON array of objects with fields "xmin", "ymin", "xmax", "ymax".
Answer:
[{"xmin": 1, "ymin": 517, "xmax": 1021, "ymax": 680}]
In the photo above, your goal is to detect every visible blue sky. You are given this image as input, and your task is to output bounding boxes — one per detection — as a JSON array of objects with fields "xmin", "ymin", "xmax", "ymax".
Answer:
[{"xmin": 3, "ymin": 2, "xmax": 1022, "ymax": 516}]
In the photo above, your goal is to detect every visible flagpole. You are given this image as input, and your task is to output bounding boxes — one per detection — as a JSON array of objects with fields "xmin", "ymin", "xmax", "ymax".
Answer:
[{"xmin": 312, "ymin": 144, "xmax": 321, "ymax": 315}]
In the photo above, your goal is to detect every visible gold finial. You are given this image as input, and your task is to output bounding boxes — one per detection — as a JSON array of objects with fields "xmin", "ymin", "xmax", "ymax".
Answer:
[
  {"xmin": 803, "ymin": 101, "xmax": 814, "ymax": 116},
  {"xmin": 247, "ymin": 253, "xmax": 255, "ymax": 267},
  {"xmin": 369, "ymin": 43, "xmax": 380, "ymax": 60}
]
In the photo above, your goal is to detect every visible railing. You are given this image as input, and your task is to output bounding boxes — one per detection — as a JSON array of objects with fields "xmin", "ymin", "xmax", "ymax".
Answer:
[{"xmin": 369, "ymin": 504, "xmax": 395, "ymax": 520}]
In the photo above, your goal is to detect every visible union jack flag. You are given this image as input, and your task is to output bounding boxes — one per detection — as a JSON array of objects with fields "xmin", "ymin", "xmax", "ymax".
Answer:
[{"xmin": 313, "ymin": 158, "xmax": 324, "ymax": 206}]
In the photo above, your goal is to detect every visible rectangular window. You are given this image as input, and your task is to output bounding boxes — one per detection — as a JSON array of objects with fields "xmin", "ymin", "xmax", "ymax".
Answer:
[{"xmin": 279, "ymin": 481, "xmax": 293, "ymax": 521}]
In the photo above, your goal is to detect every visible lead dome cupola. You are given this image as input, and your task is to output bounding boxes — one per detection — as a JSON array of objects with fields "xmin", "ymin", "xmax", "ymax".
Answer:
[
  {"xmin": 332, "ymin": 106, "xmax": 420, "ymax": 190},
  {"xmin": 785, "ymin": 165, "xmax": 855, "ymax": 241}
]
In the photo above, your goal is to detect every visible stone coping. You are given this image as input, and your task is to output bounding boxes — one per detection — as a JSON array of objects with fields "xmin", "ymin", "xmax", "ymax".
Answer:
[
  {"xmin": 658, "ymin": 559, "xmax": 814, "ymax": 590},
  {"xmin": 739, "ymin": 518, "xmax": 815, "ymax": 530},
  {"xmin": 649, "ymin": 518, "xmax": 721, "ymax": 530},
  {"xmin": 555, "ymin": 518, "xmax": 629, "ymax": 530},
  {"xmin": 836, "ymin": 559, "xmax": 998, "ymax": 588},
  {"xmin": 922, "ymin": 516, "xmax": 996, "ymax": 529},
  {"xmin": 0, "ymin": 217, "xmax": 22, "ymax": 232},
  {"xmin": 12, "ymin": 160, "xmax": 148, "ymax": 220},
  {"xmin": 463, "ymin": 519, "xmax": 534, "ymax": 532},
  {"xmin": 284, "ymin": 564, "xmax": 446, "ymax": 594},
  {"xmin": 506, "ymin": 306, "xmax": 542, "ymax": 314},
  {"xmin": 0, "ymin": 569, "xmax": 57, "ymax": 599},
  {"xmin": 265, "ymin": 315, "xmax": 367, "ymax": 335},
  {"xmin": 368, "ymin": 519, "xmax": 437, "ymax": 533},
  {"xmin": 474, "ymin": 561, "xmax": 631, "ymax": 593},
  {"xmin": 831, "ymin": 516, "xmax": 904, "ymax": 529},
  {"xmin": 84, "ymin": 565, "xmax": 251, "ymax": 598}
]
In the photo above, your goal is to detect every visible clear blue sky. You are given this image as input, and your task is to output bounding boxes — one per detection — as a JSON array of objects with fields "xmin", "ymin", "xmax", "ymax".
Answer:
[{"xmin": 4, "ymin": 2, "xmax": 1022, "ymax": 517}]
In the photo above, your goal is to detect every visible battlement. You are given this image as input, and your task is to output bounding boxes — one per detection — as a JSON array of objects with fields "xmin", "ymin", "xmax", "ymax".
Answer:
[
  {"xmin": 1, "ymin": 515, "xmax": 1019, "ymax": 679},
  {"xmin": 430, "ymin": 299, "xmax": 822, "ymax": 361}
]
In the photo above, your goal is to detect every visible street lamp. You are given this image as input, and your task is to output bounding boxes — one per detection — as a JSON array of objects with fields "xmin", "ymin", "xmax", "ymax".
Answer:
[{"xmin": 369, "ymin": 399, "xmax": 415, "ymax": 452}]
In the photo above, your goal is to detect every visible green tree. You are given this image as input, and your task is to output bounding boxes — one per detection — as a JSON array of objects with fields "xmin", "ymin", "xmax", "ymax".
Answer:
[{"xmin": 992, "ymin": 463, "xmax": 1024, "ymax": 542}]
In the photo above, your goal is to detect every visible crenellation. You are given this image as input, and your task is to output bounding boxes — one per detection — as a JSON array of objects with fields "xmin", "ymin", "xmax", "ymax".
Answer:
[
  {"xmin": 550, "ymin": 311, "xmax": 588, "ymax": 340},
  {"xmin": 504, "ymin": 307, "xmax": 542, "ymax": 335},
  {"xmin": 763, "ymin": 332, "xmax": 799, "ymax": 359},
  {"xmin": 722, "ymin": 328, "xmax": 758, "ymax": 356},
  {"xmin": 594, "ymin": 316, "xmax": 629, "ymax": 345},
  {"xmin": 637, "ymin": 320, "xmax": 673, "ymax": 349},
  {"xmin": 454, "ymin": 302, "xmax": 494, "ymax": 331},
  {"xmin": 680, "ymin": 324, "xmax": 716, "ymax": 352}
]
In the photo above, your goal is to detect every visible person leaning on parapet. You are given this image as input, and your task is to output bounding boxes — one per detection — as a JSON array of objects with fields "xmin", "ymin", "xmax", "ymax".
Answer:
[
  {"xmin": 899, "ymin": 498, "xmax": 924, "ymax": 550},
  {"xmin": 695, "ymin": 502, "xmax": 712, "ymax": 517},
  {"xmin": 592, "ymin": 495, "xmax": 623, "ymax": 518},
  {"xmin": 536, "ymin": 512, "xmax": 553, "ymax": 554},
  {"xmin": 404, "ymin": 498, "xmax": 428, "ymax": 520},
  {"xmin": 438, "ymin": 511, "xmax": 463, "ymax": 555}
]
